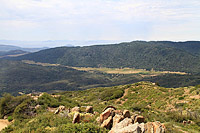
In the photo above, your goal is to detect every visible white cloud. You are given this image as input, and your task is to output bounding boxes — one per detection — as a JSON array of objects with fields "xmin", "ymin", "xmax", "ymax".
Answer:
[{"xmin": 0, "ymin": 0, "xmax": 200, "ymax": 42}]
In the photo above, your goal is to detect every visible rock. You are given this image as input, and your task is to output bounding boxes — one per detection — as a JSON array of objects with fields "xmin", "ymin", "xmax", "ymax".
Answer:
[
  {"xmin": 35, "ymin": 105, "xmax": 41, "ymax": 109},
  {"xmin": 96, "ymin": 117, "xmax": 100, "ymax": 123},
  {"xmin": 54, "ymin": 109, "xmax": 60, "ymax": 114},
  {"xmin": 111, "ymin": 118, "xmax": 133, "ymax": 130},
  {"xmin": 134, "ymin": 115, "xmax": 145, "ymax": 123},
  {"xmin": 59, "ymin": 106, "xmax": 65, "ymax": 111},
  {"xmin": 114, "ymin": 110, "xmax": 123, "ymax": 115},
  {"xmin": 71, "ymin": 106, "xmax": 80, "ymax": 113},
  {"xmin": 3, "ymin": 115, "xmax": 8, "ymax": 119},
  {"xmin": 103, "ymin": 106, "xmax": 116, "ymax": 112},
  {"xmin": 54, "ymin": 105, "xmax": 65, "ymax": 114},
  {"xmin": 72, "ymin": 112, "xmax": 80, "ymax": 124},
  {"xmin": 109, "ymin": 122, "xmax": 143, "ymax": 133},
  {"xmin": 152, "ymin": 121, "xmax": 166, "ymax": 133},
  {"xmin": 113, "ymin": 114, "xmax": 124, "ymax": 127},
  {"xmin": 123, "ymin": 110, "xmax": 131, "ymax": 118},
  {"xmin": 86, "ymin": 106, "xmax": 93, "ymax": 113},
  {"xmin": 100, "ymin": 108, "xmax": 115, "ymax": 123},
  {"xmin": 145, "ymin": 122, "xmax": 154, "ymax": 133},
  {"xmin": 101, "ymin": 116, "xmax": 113, "ymax": 129}
]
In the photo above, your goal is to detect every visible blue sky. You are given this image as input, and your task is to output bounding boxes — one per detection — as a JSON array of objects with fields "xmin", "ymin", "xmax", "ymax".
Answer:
[{"xmin": 0, "ymin": 0, "xmax": 200, "ymax": 46}]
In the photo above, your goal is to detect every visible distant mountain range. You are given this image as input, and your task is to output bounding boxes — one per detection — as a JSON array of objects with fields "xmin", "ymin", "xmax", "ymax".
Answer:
[
  {"xmin": 0, "ymin": 40, "xmax": 120, "ymax": 48},
  {"xmin": 0, "ymin": 44, "xmax": 48, "ymax": 52},
  {"xmin": 9, "ymin": 41, "xmax": 200, "ymax": 73}
]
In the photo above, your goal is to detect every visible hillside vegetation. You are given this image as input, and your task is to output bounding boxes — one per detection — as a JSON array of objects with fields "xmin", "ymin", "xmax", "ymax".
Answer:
[
  {"xmin": 9, "ymin": 41, "xmax": 200, "ymax": 73},
  {"xmin": 1, "ymin": 82, "xmax": 200, "ymax": 132},
  {"xmin": 1, "ymin": 60, "xmax": 200, "ymax": 95}
]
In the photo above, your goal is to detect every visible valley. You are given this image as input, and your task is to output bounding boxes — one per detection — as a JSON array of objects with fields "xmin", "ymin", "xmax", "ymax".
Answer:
[{"xmin": 0, "ymin": 41, "xmax": 200, "ymax": 132}]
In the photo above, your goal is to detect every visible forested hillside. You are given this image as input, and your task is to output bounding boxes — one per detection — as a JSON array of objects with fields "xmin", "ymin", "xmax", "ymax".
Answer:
[
  {"xmin": 0, "ymin": 60, "xmax": 111, "ymax": 95},
  {"xmin": 10, "ymin": 41, "xmax": 200, "ymax": 73},
  {"xmin": 1, "ymin": 60, "xmax": 200, "ymax": 96}
]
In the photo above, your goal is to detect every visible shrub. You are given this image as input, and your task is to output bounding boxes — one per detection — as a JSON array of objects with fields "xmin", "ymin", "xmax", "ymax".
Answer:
[
  {"xmin": 13, "ymin": 99, "xmax": 37, "ymax": 120},
  {"xmin": 37, "ymin": 93, "xmax": 59, "ymax": 108},
  {"xmin": 55, "ymin": 123, "xmax": 108, "ymax": 133},
  {"xmin": 178, "ymin": 97, "xmax": 184, "ymax": 100},
  {"xmin": 7, "ymin": 116, "xmax": 13, "ymax": 122},
  {"xmin": 0, "ymin": 93, "xmax": 29, "ymax": 118}
]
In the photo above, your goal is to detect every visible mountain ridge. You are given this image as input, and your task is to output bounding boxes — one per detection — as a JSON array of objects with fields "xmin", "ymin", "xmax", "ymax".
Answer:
[{"xmin": 8, "ymin": 41, "xmax": 200, "ymax": 73}]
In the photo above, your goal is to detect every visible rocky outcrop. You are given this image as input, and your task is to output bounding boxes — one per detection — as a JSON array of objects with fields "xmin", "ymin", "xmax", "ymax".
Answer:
[
  {"xmin": 113, "ymin": 114, "xmax": 124, "ymax": 127},
  {"xmin": 100, "ymin": 108, "xmax": 115, "ymax": 123},
  {"xmin": 54, "ymin": 105, "xmax": 65, "ymax": 114},
  {"xmin": 103, "ymin": 106, "xmax": 116, "ymax": 112},
  {"xmin": 86, "ymin": 106, "xmax": 93, "ymax": 113},
  {"xmin": 71, "ymin": 106, "xmax": 80, "ymax": 113},
  {"xmin": 72, "ymin": 112, "xmax": 80, "ymax": 124},
  {"xmin": 109, "ymin": 122, "xmax": 145, "ymax": 133},
  {"xmin": 134, "ymin": 115, "xmax": 145, "ymax": 123},
  {"xmin": 97, "ymin": 106, "xmax": 165, "ymax": 133},
  {"xmin": 123, "ymin": 110, "xmax": 131, "ymax": 118},
  {"xmin": 101, "ymin": 116, "xmax": 113, "ymax": 129}
]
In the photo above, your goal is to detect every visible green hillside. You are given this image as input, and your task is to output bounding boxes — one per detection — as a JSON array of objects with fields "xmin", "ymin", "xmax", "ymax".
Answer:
[
  {"xmin": 0, "ymin": 60, "xmax": 112, "ymax": 95},
  {"xmin": 10, "ymin": 41, "xmax": 200, "ymax": 73},
  {"xmin": 1, "ymin": 82, "xmax": 200, "ymax": 132},
  {"xmin": 1, "ymin": 60, "xmax": 200, "ymax": 95}
]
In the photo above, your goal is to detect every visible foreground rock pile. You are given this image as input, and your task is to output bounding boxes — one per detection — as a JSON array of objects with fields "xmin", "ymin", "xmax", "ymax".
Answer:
[
  {"xmin": 97, "ymin": 106, "xmax": 166, "ymax": 133},
  {"xmin": 54, "ymin": 105, "xmax": 166, "ymax": 133}
]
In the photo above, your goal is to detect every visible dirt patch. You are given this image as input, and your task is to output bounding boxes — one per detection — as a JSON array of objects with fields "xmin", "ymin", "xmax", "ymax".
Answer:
[{"xmin": 0, "ymin": 119, "xmax": 10, "ymax": 131}]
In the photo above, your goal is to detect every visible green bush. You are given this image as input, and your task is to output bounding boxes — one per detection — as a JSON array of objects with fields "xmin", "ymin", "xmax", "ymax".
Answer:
[
  {"xmin": 178, "ymin": 97, "xmax": 184, "ymax": 100},
  {"xmin": 0, "ymin": 93, "xmax": 29, "ymax": 118},
  {"xmin": 37, "ymin": 93, "xmax": 59, "ymax": 108},
  {"xmin": 7, "ymin": 116, "xmax": 13, "ymax": 122},
  {"xmin": 13, "ymin": 99, "xmax": 37, "ymax": 120},
  {"xmin": 55, "ymin": 123, "xmax": 108, "ymax": 133}
]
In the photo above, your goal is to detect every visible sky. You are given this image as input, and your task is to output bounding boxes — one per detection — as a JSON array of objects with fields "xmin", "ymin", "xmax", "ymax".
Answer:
[{"xmin": 0, "ymin": 0, "xmax": 200, "ymax": 47}]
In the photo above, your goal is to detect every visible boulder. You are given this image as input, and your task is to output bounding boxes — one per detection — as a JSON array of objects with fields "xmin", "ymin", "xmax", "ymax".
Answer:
[
  {"xmin": 123, "ymin": 110, "xmax": 131, "ymax": 118},
  {"xmin": 71, "ymin": 106, "xmax": 80, "ymax": 113},
  {"xmin": 134, "ymin": 115, "xmax": 145, "ymax": 123},
  {"xmin": 54, "ymin": 105, "xmax": 65, "ymax": 114},
  {"xmin": 86, "ymin": 106, "xmax": 93, "ymax": 113},
  {"xmin": 103, "ymin": 106, "xmax": 116, "ymax": 112},
  {"xmin": 109, "ymin": 122, "xmax": 143, "ymax": 133},
  {"xmin": 111, "ymin": 118, "xmax": 133, "ymax": 130},
  {"xmin": 35, "ymin": 105, "xmax": 41, "ymax": 109},
  {"xmin": 59, "ymin": 106, "xmax": 65, "ymax": 111},
  {"xmin": 54, "ymin": 109, "xmax": 60, "ymax": 114},
  {"xmin": 112, "ymin": 114, "xmax": 124, "ymax": 127},
  {"xmin": 152, "ymin": 121, "xmax": 166, "ymax": 133},
  {"xmin": 114, "ymin": 110, "xmax": 123, "ymax": 115},
  {"xmin": 100, "ymin": 108, "xmax": 115, "ymax": 123},
  {"xmin": 145, "ymin": 122, "xmax": 154, "ymax": 133},
  {"xmin": 72, "ymin": 112, "xmax": 80, "ymax": 124},
  {"xmin": 101, "ymin": 116, "xmax": 113, "ymax": 129}
]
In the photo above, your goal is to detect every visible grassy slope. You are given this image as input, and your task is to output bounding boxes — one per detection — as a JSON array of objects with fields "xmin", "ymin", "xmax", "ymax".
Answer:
[
  {"xmin": 58, "ymin": 81, "xmax": 200, "ymax": 132},
  {"xmin": 1, "ymin": 82, "xmax": 200, "ymax": 132}
]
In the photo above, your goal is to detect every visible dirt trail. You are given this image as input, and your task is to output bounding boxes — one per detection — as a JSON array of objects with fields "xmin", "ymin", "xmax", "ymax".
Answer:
[
  {"xmin": 115, "ymin": 88, "xmax": 130, "ymax": 105},
  {"xmin": 0, "ymin": 119, "xmax": 10, "ymax": 131}
]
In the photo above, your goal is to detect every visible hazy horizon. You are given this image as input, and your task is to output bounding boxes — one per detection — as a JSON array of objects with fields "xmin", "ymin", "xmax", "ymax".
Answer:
[{"xmin": 0, "ymin": 0, "xmax": 200, "ymax": 48}]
